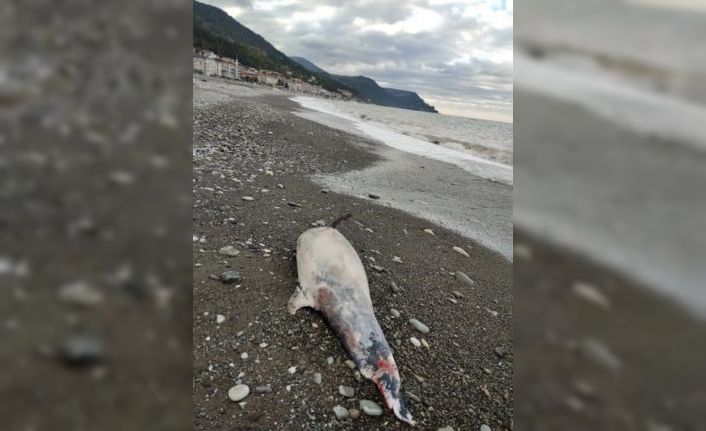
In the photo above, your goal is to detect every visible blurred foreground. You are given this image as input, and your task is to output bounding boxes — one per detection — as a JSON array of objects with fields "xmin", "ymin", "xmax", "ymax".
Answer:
[
  {"xmin": 0, "ymin": 1, "xmax": 193, "ymax": 429},
  {"xmin": 515, "ymin": 0, "xmax": 706, "ymax": 429}
]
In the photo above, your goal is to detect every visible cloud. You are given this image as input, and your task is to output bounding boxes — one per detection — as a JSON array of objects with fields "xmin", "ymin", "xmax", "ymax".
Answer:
[{"xmin": 201, "ymin": 0, "xmax": 513, "ymax": 121}]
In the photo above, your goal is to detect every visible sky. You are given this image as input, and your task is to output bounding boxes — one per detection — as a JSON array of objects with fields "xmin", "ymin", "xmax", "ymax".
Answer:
[{"xmin": 201, "ymin": 0, "xmax": 513, "ymax": 122}]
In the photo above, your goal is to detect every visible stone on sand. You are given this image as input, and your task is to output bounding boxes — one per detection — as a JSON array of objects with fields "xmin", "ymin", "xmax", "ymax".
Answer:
[
  {"xmin": 333, "ymin": 405, "xmax": 349, "ymax": 420},
  {"xmin": 228, "ymin": 384, "xmax": 250, "ymax": 402},
  {"xmin": 409, "ymin": 318, "xmax": 430, "ymax": 334},
  {"xmin": 452, "ymin": 246, "xmax": 470, "ymax": 257},
  {"xmin": 454, "ymin": 271, "xmax": 475, "ymax": 286},
  {"xmin": 218, "ymin": 246, "xmax": 240, "ymax": 257},
  {"xmin": 339, "ymin": 385, "xmax": 355, "ymax": 398},
  {"xmin": 359, "ymin": 400, "xmax": 383, "ymax": 416}
]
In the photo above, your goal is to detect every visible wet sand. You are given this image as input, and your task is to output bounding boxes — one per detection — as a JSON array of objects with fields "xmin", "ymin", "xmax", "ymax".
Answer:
[{"xmin": 192, "ymin": 78, "xmax": 513, "ymax": 430}]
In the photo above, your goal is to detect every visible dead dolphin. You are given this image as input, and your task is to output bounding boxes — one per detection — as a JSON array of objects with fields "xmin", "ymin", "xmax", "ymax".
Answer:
[{"xmin": 288, "ymin": 219, "xmax": 415, "ymax": 425}]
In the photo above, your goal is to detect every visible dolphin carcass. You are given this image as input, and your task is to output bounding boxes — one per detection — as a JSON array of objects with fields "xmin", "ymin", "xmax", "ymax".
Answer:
[{"xmin": 288, "ymin": 222, "xmax": 414, "ymax": 425}]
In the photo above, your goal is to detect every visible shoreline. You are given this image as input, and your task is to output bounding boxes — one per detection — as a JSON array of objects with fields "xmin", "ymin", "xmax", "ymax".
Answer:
[
  {"xmin": 194, "ymin": 77, "xmax": 513, "ymax": 260},
  {"xmin": 290, "ymin": 93, "xmax": 513, "ymax": 260},
  {"xmin": 192, "ymin": 78, "xmax": 513, "ymax": 430}
]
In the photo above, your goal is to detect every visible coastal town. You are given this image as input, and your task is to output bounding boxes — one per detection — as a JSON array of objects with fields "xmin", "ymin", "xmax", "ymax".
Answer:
[{"xmin": 193, "ymin": 48, "xmax": 353, "ymax": 99}]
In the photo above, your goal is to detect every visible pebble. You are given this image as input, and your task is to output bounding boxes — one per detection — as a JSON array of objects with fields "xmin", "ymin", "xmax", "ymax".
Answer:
[
  {"xmin": 327, "ymin": 356, "xmax": 334, "ymax": 365},
  {"xmin": 368, "ymin": 193, "xmax": 381, "ymax": 199},
  {"xmin": 58, "ymin": 281, "xmax": 103, "ymax": 306},
  {"xmin": 391, "ymin": 281, "xmax": 402, "ymax": 293},
  {"xmin": 447, "ymin": 297, "xmax": 458, "ymax": 304},
  {"xmin": 255, "ymin": 385, "xmax": 273, "ymax": 393},
  {"xmin": 228, "ymin": 384, "xmax": 250, "ymax": 402},
  {"xmin": 220, "ymin": 270, "xmax": 241, "ymax": 284},
  {"xmin": 390, "ymin": 308, "xmax": 401, "ymax": 318},
  {"xmin": 349, "ymin": 408, "xmax": 360, "ymax": 419},
  {"xmin": 453, "ymin": 290, "xmax": 465, "ymax": 298},
  {"xmin": 339, "ymin": 385, "xmax": 355, "ymax": 398},
  {"xmin": 406, "ymin": 391, "xmax": 421, "ymax": 403},
  {"xmin": 572, "ymin": 282, "xmax": 611, "ymax": 309},
  {"xmin": 421, "ymin": 338, "xmax": 430, "ymax": 349},
  {"xmin": 423, "ymin": 229, "xmax": 435, "ymax": 235},
  {"xmin": 452, "ymin": 246, "xmax": 470, "ymax": 257},
  {"xmin": 239, "ymin": 351, "xmax": 249, "ymax": 360},
  {"xmin": 333, "ymin": 405, "xmax": 349, "ymax": 420},
  {"xmin": 480, "ymin": 425, "xmax": 491, "ymax": 431},
  {"xmin": 371, "ymin": 264, "xmax": 385, "ymax": 272},
  {"xmin": 259, "ymin": 342, "xmax": 268, "ymax": 348},
  {"xmin": 60, "ymin": 335, "xmax": 104, "ymax": 366},
  {"xmin": 216, "ymin": 314, "xmax": 226, "ymax": 324},
  {"xmin": 320, "ymin": 189, "xmax": 330, "ymax": 193},
  {"xmin": 241, "ymin": 196, "xmax": 254, "ymax": 201},
  {"xmin": 580, "ymin": 338, "xmax": 622, "ymax": 371},
  {"xmin": 494, "ymin": 347, "xmax": 505, "ymax": 357},
  {"xmin": 359, "ymin": 400, "xmax": 383, "ymax": 416},
  {"xmin": 218, "ymin": 246, "xmax": 240, "ymax": 257},
  {"xmin": 438, "ymin": 427, "xmax": 454, "ymax": 431},
  {"xmin": 454, "ymin": 271, "xmax": 475, "ymax": 286},
  {"xmin": 345, "ymin": 360, "xmax": 356, "ymax": 369},
  {"xmin": 288, "ymin": 366, "xmax": 297, "ymax": 374},
  {"xmin": 410, "ymin": 337, "xmax": 421, "ymax": 347},
  {"xmin": 409, "ymin": 318, "xmax": 430, "ymax": 334},
  {"xmin": 314, "ymin": 373, "xmax": 322, "ymax": 384},
  {"xmin": 392, "ymin": 256, "xmax": 403, "ymax": 263}
]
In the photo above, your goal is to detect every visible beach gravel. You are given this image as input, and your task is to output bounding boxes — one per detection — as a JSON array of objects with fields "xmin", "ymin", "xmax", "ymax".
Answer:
[{"xmin": 193, "ymin": 80, "xmax": 512, "ymax": 430}]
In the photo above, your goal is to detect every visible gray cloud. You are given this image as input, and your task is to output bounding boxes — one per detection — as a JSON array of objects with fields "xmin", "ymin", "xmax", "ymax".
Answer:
[{"xmin": 201, "ymin": 0, "xmax": 513, "ymax": 121}]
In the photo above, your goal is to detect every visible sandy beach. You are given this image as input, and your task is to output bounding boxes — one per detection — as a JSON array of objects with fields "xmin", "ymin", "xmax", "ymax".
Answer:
[{"xmin": 192, "ymin": 78, "xmax": 513, "ymax": 430}]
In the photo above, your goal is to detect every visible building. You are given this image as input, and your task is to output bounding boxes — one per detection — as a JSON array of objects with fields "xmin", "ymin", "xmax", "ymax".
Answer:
[
  {"xmin": 193, "ymin": 49, "xmax": 241, "ymax": 80},
  {"xmin": 257, "ymin": 70, "xmax": 279, "ymax": 86},
  {"xmin": 193, "ymin": 49, "xmax": 219, "ymax": 76}
]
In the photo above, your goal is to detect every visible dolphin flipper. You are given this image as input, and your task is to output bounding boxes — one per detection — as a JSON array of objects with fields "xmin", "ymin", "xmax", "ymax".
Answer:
[{"xmin": 287, "ymin": 286, "xmax": 315, "ymax": 314}]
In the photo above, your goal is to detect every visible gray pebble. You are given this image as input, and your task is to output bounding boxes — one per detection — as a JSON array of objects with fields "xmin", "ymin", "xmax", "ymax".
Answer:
[
  {"xmin": 390, "ymin": 308, "xmax": 401, "ymax": 318},
  {"xmin": 255, "ymin": 385, "xmax": 272, "ymax": 393},
  {"xmin": 228, "ymin": 384, "xmax": 250, "ymax": 402},
  {"xmin": 454, "ymin": 271, "xmax": 474, "ymax": 286},
  {"xmin": 359, "ymin": 400, "xmax": 383, "ymax": 416},
  {"xmin": 452, "ymin": 246, "xmax": 470, "ymax": 257},
  {"xmin": 406, "ymin": 391, "xmax": 421, "ymax": 403},
  {"xmin": 480, "ymin": 425, "xmax": 491, "ymax": 431},
  {"xmin": 241, "ymin": 196, "xmax": 254, "ymax": 201},
  {"xmin": 349, "ymin": 408, "xmax": 360, "ymax": 419},
  {"xmin": 409, "ymin": 318, "xmax": 430, "ymax": 334},
  {"xmin": 218, "ymin": 246, "xmax": 240, "ymax": 257},
  {"xmin": 58, "ymin": 281, "xmax": 103, "ymax": 306},
  {"xmin": 333, "ymin": 405, "xmax": 349, "ymax": 420},
  {"xmin": 314, "ymin": 373, "xmax": 322, "ymax": 384},
  {"xmin": 61, "ymin": 335, "xmax": 104, "ymax": 366},
  {"xmin": 339, "ymin": 385, "xmax": 355, "ymax": 398},
  {"xmin": 220, "ymin": 270, "xmax": 241, "ymax": 284},
  {"xmin": 368, "ymin": 193, "xmax": 381, "ymax": 199},
  {"xmin": 345, "ymin": 359, "xmax": 356, "ymax": 369}
]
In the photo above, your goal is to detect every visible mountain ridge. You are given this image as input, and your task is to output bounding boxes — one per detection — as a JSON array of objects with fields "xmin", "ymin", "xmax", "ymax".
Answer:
[
  {"xmin": 193, "ymin": 0, "xmax": 437, "ymax": 113},
  {"xmin": 290, "ymin": 56, "xmax": 437, "ymax": 113}
]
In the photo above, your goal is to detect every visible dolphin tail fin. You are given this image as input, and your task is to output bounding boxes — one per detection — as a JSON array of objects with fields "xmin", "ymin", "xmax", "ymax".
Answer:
[
  {"xmin": 287, "ymin": 286, "xmax": 315, "ymax": 314},
  {"xmin": 373, "ymin": 364, "xmax": 415, "ymax": 425}
]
